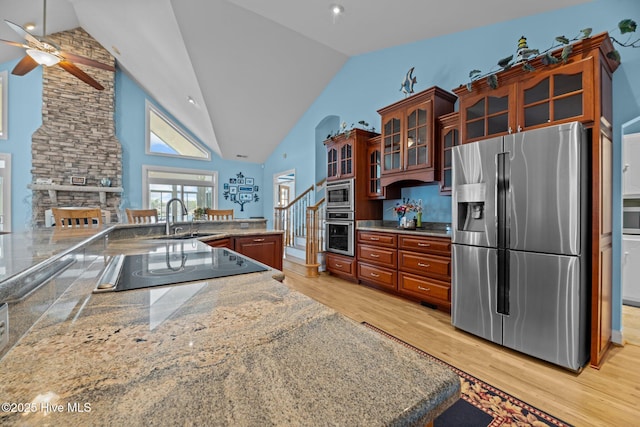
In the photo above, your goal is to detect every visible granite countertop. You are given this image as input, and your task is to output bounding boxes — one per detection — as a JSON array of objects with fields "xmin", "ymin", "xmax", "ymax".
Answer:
[
  {"xmin": 357, "ymin": 221, "xmax": 452, "ymax": 238},
  {"xmin": 0, "ymin": 235, "xmax": 460, "ymax": 425}
]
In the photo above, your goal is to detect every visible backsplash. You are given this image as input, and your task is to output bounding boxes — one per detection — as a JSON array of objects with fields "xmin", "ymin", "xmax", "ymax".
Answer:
[
  {"xmin": 30, "ymin": 28, "xmax": 121, "ymax": 226},
  {"xmin": 382, "ymin": 184, "xmax": 452, "ymax": 224}
]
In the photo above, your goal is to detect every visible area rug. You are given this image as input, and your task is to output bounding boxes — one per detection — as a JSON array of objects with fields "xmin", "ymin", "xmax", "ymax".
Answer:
[{"xmin": 362, "ymin": 322, "xmax": 573, "ymax": 427}]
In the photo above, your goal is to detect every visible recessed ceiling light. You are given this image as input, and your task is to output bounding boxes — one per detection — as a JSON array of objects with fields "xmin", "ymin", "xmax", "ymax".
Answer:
[
  {"xmin": 187, "ymin": 96, "xmax": 197, "ymax": 106},
  {"xmin": 24, "ymin": 22, "xmax": 36, "ymax": 31},
  {"xmin": 330, "ymin": 4, "xmax": 344, "ymax": 16}
]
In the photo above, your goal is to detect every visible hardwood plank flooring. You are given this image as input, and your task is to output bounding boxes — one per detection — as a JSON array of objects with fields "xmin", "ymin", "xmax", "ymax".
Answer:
[{"xmin": 282, "ymin": 270, "xmax": 640, "ymax": 427}]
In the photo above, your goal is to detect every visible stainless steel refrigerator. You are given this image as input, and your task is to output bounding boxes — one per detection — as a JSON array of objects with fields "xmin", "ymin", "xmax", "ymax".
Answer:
[{"xmin": 451, "ymin": 122, "xmax": 589, "ymax": 371}]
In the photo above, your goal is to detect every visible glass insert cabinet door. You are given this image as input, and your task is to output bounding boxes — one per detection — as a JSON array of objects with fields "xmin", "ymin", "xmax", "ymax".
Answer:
[
  {"xmin": 383, "ymin": 116, "xmax": 402, "ymax": 172},
  {"xmin": 463, "ymin": 85, "xmax": 512, "ymax": 143},
  {"xmin": 519, "ymin": 58, "xmax": 593, "ymax": 129}
]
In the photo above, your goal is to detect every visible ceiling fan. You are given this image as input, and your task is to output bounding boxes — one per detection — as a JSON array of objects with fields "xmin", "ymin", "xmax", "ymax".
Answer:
[{"xmin": 0, "ymin": 0, "xmax": 115, "ymax": 90}]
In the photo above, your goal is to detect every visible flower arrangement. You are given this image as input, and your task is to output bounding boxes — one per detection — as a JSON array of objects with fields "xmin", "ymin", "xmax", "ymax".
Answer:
[
  {"xmin": 392, "ymin": 199, "xmax": 422, "ymax": 217},
  {"xmin": 193, "ymin": 207, "xmax": 208, "ymax": 220}
]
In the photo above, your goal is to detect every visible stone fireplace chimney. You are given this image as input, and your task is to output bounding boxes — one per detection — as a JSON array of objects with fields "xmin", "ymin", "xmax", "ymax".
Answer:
[{"xmin": 30, "ymin": 27, "xmax": 122, "ymax": 226}]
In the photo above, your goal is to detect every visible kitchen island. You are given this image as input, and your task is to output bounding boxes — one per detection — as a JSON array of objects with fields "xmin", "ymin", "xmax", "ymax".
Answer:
[{"xmin": 0, "ymin": 223, "xmax": 459, "ymax": 425}]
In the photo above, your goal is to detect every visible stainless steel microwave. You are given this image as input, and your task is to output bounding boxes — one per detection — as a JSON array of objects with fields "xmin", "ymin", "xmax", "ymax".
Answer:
[
  {"xmin": 326, "ymin": 178, "xmax": 354, "ymax": 211},
  {"xmin": 624, "ymin": 207, "xmax": 640, "ymax": 234}
]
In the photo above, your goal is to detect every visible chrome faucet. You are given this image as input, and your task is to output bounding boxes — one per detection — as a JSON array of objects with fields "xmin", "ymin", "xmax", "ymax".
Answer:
[{"xmin": 165, "ymin": 198, "xmax": 188, "ymax": 235}]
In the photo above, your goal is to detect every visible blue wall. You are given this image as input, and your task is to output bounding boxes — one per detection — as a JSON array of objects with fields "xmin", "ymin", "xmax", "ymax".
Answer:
[
  {"xmin": 0, "ymin": 59, "xmax": 41, "ymax": 230},
  {"xmin": 0, "ymin": 63, "xmax": 265, "ymax": 232},
  {"xmin": 263, "ymin": 0, "xmax": 640, "ymax": 339},
  {"xmin": 114, "ymin": 71, "xmax": 264, "ymax": 219}
]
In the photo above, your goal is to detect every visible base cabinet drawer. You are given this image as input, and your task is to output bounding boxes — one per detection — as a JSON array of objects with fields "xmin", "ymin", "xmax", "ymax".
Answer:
[
  {"xmin": 398, "ymin": 235, "xmax": 451, "ymax": 256},
  {"xmin": 326, "ymin": 253, "xmax": 357, "ymax": 281},
  {"xmin": 357, "ymin": 244, "xmax": 397, "ymax": 268},
  {"xmin": 398, "ymin": 272, "xmax": 450, "ymax": 302},
  {"xmin": 357, "ymin": 231, "xmax": 397, "ymax": 248},
  {"xmin": 358, "ymin": 262, "xmax": 397, "ymax": 291},
  {"xmin": 398, "ymin": 251, "xmax": 450, "ymax": 280}
]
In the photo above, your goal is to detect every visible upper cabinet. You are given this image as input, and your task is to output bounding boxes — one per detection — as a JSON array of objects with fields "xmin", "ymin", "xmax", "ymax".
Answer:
[
  {"xmin": 326, "ymin": 134, "xmax": 355, "ymax": 181},
  {"xmin": 454, "ymin": 34, "xmax": 617, "ymax": 144},
  {"xmin": 377, "ymin": 86, "xmax": 456, "ymax": 187},
  {"xmin": 438, "ymin": 112, "xmax": 460, "ymax": 195}
]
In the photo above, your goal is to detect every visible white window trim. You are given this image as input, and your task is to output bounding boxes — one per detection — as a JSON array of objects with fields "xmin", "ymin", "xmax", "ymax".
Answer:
[
  {"xmin": 141, "ymin": 164, "xmax": 218, "ymax": 209},
  {"xmin": 145, "ymin": 100, "xmax": 210, "ymax": 160},
  {"xmin": 0, "ymin": 153, "xmax": 11, "ymax": 231},
  {"xmin": 0, "ymin": 70, "xmax": 7, "ymax": 140}
]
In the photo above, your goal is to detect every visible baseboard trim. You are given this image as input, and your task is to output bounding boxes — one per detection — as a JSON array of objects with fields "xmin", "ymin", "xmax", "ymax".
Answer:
[{"xmin": 611, "ymin": 329, "xmax": 624, "ymax": 346}]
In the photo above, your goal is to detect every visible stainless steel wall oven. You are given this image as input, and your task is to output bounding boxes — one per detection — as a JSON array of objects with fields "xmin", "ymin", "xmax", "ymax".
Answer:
[{"xmin": 325, "ymin": 210, "xmax": 354, "ymax": 257}]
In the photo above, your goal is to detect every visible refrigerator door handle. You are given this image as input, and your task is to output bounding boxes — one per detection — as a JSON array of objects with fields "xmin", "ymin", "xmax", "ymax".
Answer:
[
  {"xmin": 496, "ymin": 152, "xmax": 510, "ymax": 249},
  {"xmin": 497, "ymin": 249, "xmax": 510, "ymax": 315}
]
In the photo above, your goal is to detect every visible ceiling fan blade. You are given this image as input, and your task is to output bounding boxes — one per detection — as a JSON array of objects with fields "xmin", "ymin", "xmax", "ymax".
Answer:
[
  {"xmin": 0, "ymin": 38, "xmax": 29, "ymax": 49},
  {"xmin": 58, "ymin": 60, "xmax": 105, "ymax": 90},
  {"xmin": 4, "ymin": 20, "xmax": 43, "ymax": 48},
  {"xmin": 59, "ymin": 51, "xmax": 115, "ymax": 71},
  {"xmin": 12, "ymin": 55, "xmax": 39, "ymax": 76}
]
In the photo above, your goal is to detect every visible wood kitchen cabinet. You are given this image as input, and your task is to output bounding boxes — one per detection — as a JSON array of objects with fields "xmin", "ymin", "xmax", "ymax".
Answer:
[
  {"xmin": 356, "ymin": 230, "xmax": 452, "ymax": 311},
  {"xmin": 233, "ymin": 233, "xmax": 283, "ymax": 271},
  {"xmin": 357, "ymin": 231, "xmax": 398, "ymax": 292},
  {"xmin": 397, "ymin": 235, "xmax": 451, "ymax": 311},
  {"xmin": 325, "ymin": 129, "xmax": 379, "ymax": 182},
  {"xmin": 377, "ymin": 86, "xmax": 456, "ymax": 187},
  {"xmin": 454, "ymin": 32, "xmax": 619, "ymax": 368},
  {"xmin": 206, "ymin": 238, "xmax": 232, "ymax": 248},
  {"xmin": 438, "ymin": 112, "xmax": 460, "ymax": 195},
  {"xmin": 454, "ymin": 42, "xmax": 600, "ymax": 144},
  {"xmin": 326, "ymin": 252, "xmax": 357, "ymax": 282}
]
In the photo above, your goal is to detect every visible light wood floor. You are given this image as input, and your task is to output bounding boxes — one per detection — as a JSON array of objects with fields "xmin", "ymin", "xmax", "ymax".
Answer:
[{"xmin": 282, "ymin": 270, "xmax": 640, "ymax": 427}]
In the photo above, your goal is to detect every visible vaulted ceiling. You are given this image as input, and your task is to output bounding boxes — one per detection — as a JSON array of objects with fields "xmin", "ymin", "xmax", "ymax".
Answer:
[{"xmin": 0, "ymin": 0, "xmax": 589, "ymax": 163}]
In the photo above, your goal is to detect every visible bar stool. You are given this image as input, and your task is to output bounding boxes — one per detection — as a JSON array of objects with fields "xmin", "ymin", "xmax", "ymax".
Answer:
[
  {"xmin": 52, "ymin": 207, "xmax": 103, "ymax": 229},
  {"xmin": 205, "ymin": 209, "xmax": 234, "ymax": 220},
  {"xmin": 126, "ymin": 208, "xmax": 159, "ymax": 224}
]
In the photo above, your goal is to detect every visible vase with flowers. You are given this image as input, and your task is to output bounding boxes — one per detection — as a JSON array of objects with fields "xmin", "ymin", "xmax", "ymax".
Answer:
[{"xmin": 392, "ymin": 199, "xmax": 423, "ymax": 228}]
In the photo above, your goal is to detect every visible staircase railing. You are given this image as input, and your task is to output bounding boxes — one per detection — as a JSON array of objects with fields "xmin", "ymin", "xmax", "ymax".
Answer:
[
  {"xmin": 306, "ymin": 197, "xmax": 325, "ymax": 266},
  {"xmin": 274, "ymin": 179, "xmax": 326, "ymax": 268},
  {"xmin": 274, "ymin": 184, "xmax": 315, "ymax": 247}
]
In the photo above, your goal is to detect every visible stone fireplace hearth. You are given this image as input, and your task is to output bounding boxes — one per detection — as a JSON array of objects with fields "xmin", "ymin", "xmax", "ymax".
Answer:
[{"xmin": 30, "ymin": 27, "xmax": 122, "ymax": 226}]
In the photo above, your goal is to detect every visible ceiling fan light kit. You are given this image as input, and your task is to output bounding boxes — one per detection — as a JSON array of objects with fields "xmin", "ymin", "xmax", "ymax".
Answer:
[
  {"xmin": 0, "ymin": 0, "xmax": 114, "ymax": 90},
  {"xmin": 26, "ymin": 48, "xmax": 60, "ymax": 66}
]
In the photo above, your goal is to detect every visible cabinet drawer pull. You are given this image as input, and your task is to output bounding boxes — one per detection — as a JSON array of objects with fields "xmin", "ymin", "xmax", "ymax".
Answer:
[
  {"xmin": 334, "ymin": 263, "xmax": 343, "ymax": 268},
  {"xmin": 369, "ymin": 253, "xmax": 380, "ymax": 258},
  {"xmin": 417, "ymin": 243, "xmax": 431, "ymax": 247},
  {"xmin": 369, "ymin": 237, "xmax": 380, "ymax": 241},
  {"xmin": 253, "ymin": 238, "xmax": 265, "ymax": 242},
  {"xmin": 418, "ymin": 286, "xmax": 431, "ymax": 292},
  {"xmin": 370, "ymin": 272, "xmax": 380, "ymax": 278},
  {"xmin": 417, "ymin": 262, "xmax": 431, "ymax": 268}
]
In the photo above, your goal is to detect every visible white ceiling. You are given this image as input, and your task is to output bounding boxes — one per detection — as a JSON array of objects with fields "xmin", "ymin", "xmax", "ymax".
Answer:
[{"xmin": 0, "ymin": 0, "xmax": 589, "ymax": 163}]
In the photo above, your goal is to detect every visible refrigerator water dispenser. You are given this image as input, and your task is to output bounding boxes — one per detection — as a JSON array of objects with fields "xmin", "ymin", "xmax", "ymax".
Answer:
[{"xmin": 455, "ymin": 183, "xmax": 486, "ymax": 232}]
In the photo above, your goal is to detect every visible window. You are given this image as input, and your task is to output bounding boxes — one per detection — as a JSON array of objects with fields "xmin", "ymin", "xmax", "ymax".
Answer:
[
  {"xmin": 142, "ymin": 166, "xmax": 217, "ymax": 221},
  {"xmin": 0, "ymin": 153, "xmax": 11, "ymax": 232},
  {"xmin": 145, "ymin": 101, "xmax": 209, "ymax": 160},
  {"xmin": 0, "ymin": 71, "xmax": 7, "ymax": 140}
]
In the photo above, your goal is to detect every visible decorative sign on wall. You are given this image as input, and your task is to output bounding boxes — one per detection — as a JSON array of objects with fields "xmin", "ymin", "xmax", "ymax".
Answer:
[{"xmin": 223, "ymin": 172, "xmax": 259, "ymax": 211}]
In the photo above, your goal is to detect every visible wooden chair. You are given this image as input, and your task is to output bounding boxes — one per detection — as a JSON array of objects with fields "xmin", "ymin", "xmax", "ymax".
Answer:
[
  {"xmin": 52, "ymin": 208, "xmax": 103, "ymax": 229},
  {"xmin": 205, "ymin": 209, "xmax": 234, "ymax": 220},
  {"xmin": 126, "ymin": 208, "xmax": 158, "ymax": 224}
]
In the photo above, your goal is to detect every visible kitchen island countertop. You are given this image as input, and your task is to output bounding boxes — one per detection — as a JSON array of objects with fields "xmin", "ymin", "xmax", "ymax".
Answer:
[{"xmin": 0, "ymin": 226, "xmax": 459, "ymax": 426}]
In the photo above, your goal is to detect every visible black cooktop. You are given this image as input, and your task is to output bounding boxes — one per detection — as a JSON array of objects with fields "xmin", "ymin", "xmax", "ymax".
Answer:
[{"xmin": 115, "ymin": 247, "xmax": 268, "ymax": 291}]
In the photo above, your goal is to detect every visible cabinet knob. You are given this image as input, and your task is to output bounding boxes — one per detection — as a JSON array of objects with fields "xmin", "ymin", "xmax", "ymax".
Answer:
[{"xmin": 517, "ymin": 125, "xmax": 523, "ymax": 132}]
